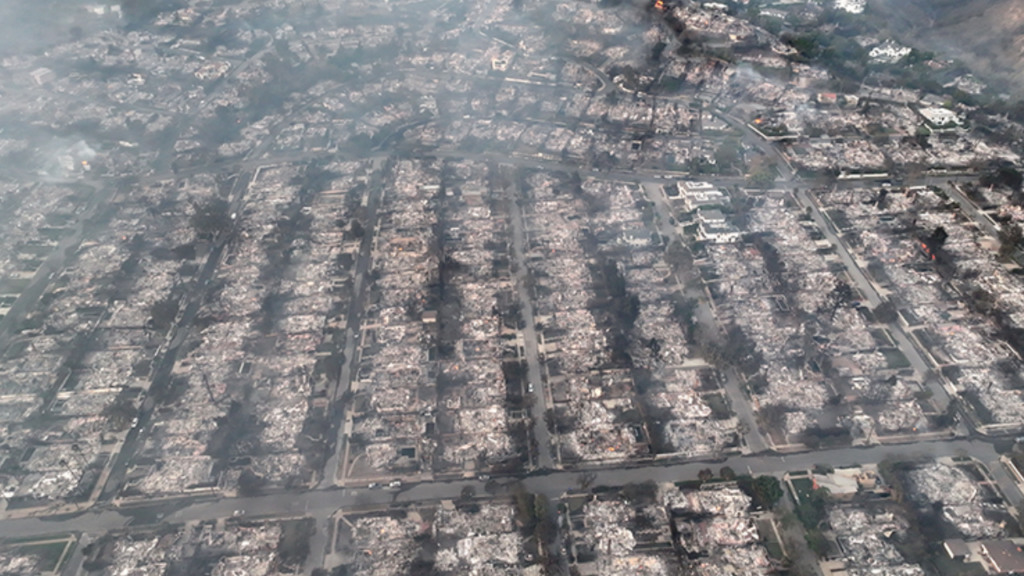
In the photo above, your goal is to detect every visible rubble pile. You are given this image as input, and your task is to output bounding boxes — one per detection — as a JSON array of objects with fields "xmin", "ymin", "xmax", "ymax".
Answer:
[
  {"xmin": 351, "ymin": 504, "xmax": 523, "ymax": 576},
  {"xmin": 908, "ymin": 462, "xmax": 1003, "ymax": 539},
  {"xmin": 665, "ymin": 486, "xmax": 772, "ymax": 576},
  {"xmin": 101, "ymin": 522, "xmax": 283, "ymax": 576},
  {"xmin": 351, "ymin": 515, "xmax": 425, "ymax": 574},
  {"xmin": 583, "ymin": 500, "xmax": 639, "ymax": 557},
  {"xmin": 828, "ymin": 507, "xmax": 925, "ymax": 576}
]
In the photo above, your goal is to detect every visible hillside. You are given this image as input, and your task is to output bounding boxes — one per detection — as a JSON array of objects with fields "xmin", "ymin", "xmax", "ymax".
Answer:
[{"xmin": 869, "ymin": 0, "xmax": 1024, "ymax": 93}]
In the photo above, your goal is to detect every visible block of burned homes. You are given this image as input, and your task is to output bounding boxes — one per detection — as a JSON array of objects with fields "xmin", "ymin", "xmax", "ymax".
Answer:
[
  {"xmin": 0, "ymin": 178, "xmax": 207, "ymax": 508},
  {"xmin": 84, "ymin": 519, "xmax": 289, "ymax": 576},
  {"xmin": 342, "ymin": 502, "xmax": 524, "ymax": 576},
  {"xmin": 722, "ymin": 50, "xmax": 1017, "ymax": 175},
  {"xmin": 132, "ymin": 162, "xmax": 359, "ymax": 497},
  {"xmin": 780, "ymin": 98, "xmax": 1017, "ymax": 174},
  {"xmin": 0, "ymin": 184, "xmax": 88, "ymax": 501},
  {"xmin": 598, "ymin": 180, "xmax": 738, "ymax": 455},
  {"xmin": 701, "ymin": 197, "xmax": 830, "ymax": 441},
  {"xmin": 823, "ymin": 506, "xmax": 926, "ymax": 576},
  {"xmin": 0, "ymin": 184, "xmax": 82, "ymax": 286},
  {"xmin": 352, "ymin": 159, "xmax": 517, "ymax": 478},
  {"xmin": 527, "ymin": 175, "xmax": 735, "ymax": 464},
  {"xmin": 815, "ymin": 186, "xmax": 1024, "ymax": 433},
  {"xmin": 350, "ymin": 160, "xmax": 442, "ymax": 479},
  {"xmin": 700, "ymin": 190, "xmax": 939, "ymax": 446},
  {"xmin": 568, "ymin": 488, "xmax": 677, "ymax": 576},
  {"xmin": 523, "ymin": 173, "xmax": 621, "ymax": 463},
  {"xmin": 354, "ymin": 156, "xmax": 516, "ymax": 475},
  {"xmin": 432, "ymin": 161, "xmax": 518, "ymax": 474},
  {"xmin": 662, "ymin": 484, "xmax": 775, "ymax": 576}
]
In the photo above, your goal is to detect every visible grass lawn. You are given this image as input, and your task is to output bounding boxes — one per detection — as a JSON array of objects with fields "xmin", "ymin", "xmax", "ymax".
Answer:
[
  {"xmin": 704, "ymin": 393, "xmax": 733, "ymax": 420},
  {"xmin": 790, "ymin": 477, "xmax": 815, "ymax": 504},
  {"xmin": 881, "ymin": 348, "xmax": 910, "ymax": 369},
  {"xmin": 14, "ymin": 540, "xmax": 72, "ymax": 572},
  {"xmin": 756, "ymin": 518, "xmax": 785, "ymax": 560},
  {"xmin": 870, "ymin": 328, "xmax": 894, "ymax": 347}
]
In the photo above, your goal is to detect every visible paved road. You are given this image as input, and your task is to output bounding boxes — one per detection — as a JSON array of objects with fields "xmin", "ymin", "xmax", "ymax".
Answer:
[
  {"xmin": 947, "ymin": 181, "xmax": 1000, "ymax": 238},
  {"xmin": 507, "ymin": 175, "xmax": 555, "ymax": 470},
  {"xmin": 0, "ymin": 437, "xmax": 1011, "ymax": 543},
  {"xmin": 324, "ymin": 159, "xmax": 385, "ymax": 488}
]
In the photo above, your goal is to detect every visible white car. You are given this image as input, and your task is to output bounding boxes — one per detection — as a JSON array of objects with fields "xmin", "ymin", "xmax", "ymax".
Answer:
[{"xmin": 130, "ymin": 417, "xmax": 140, "ymax": 428}]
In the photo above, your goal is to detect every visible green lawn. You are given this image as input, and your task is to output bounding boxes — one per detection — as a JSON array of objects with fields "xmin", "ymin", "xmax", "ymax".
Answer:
[
  {"xmin": 756, "ymin": 518, "xmax": 785, "ymax": 560},
  {"xmin": 790, "ymin": 477, "xmax": 815, "ymax": 504},
  {"xmin": 704, "ymin": 393, "xmax": 733, "ymax": 420},
  {"xmin": 870, "ymin": 328, "xmax": 894, "ymax": 347},
  {"xmin": 881, "ymin": 348, "xmax": 910, "ymax": 369},
  {"xmin": 14, "ymin": 540, "xmax": 72, "ymax": 572}
]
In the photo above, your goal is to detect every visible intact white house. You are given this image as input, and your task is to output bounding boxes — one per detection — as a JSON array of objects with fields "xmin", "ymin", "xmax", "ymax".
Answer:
[
  {"xmin": 676, "ymin": 181, "xmax": 727, "ymax": 212},
  {"xmin": 696, "ymin": 208, "xmax": 741, "ymax": 243}
]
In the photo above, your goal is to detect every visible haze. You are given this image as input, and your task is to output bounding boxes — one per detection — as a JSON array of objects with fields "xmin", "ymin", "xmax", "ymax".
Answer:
[{"xmin": 0, "ymin": 1, "xmax": 1020, "ymax": 576}]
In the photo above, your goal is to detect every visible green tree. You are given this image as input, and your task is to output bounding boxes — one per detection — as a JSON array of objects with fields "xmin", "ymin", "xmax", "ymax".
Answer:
[
  {"xmin": 999, "ymin": 223, "xmax": 1023, "ymax": 259},
  {"xmin": 873, "ymin": 300, "xmax": 899, "ymax": 324},
  {"xmin": 276, "ymin": 519, "xmax": 314, "ymax": 570},
  {"xmin": 190, "ymin": 198, "xmax": 233, "ymax": 241},
  {"xmin": 665, "ymin": 239, "xmax": 694, "ymax": 272},
  {"xmin": 719, "ymin": 466, "xmax": 737, "ymax": 480},
  {"xmin": 484, "ymin": 479, "xmax": 501, "ymax": 495},
  {"xmin": 796, "ymin": 487, "xmax": 832, "ymax": 529},
  {"xmin": 747, "ymin": 169, "xmax": 776, "ymax": 190},
  {"xmin": 740, "ymin": 475, "xmax": 784, "ymax": 509},
  {"xmin": 933, "ymin": 399, "xmax": 959, "ymax": 428},
  {"xmin": 805, "ymin": 528, "xmax": 831, "ymax": 557},
  {"xmin": 820, "ymin": 278, "xmax": 854, "ymax": 322},
  {"xmin": 698, "ymin": 468, "xmax": 714, "ymax": 483},
  {"xmin": 148, "ymin": 296, "xmax": 179, "ymax": 332},
  {"xmin": 714, "ymin": 139, "xmax": 743, "ymax": 171},
  {"xmin": 513, "ymin": 484, "xmax": 535, "ymax": 525},
  {"xmin": 533, "ymin": 493, "xmax": 550, "ymax": 520},
  {"xmin": 620, "ymin": 481, "xmax": 659, "ymax": 505},
  {"xmin": 577, "ymin": 471, "xmax": 597, "ymax": 491},
  {"xmin": 237, "ymin": 469, "xmax": 267, "ymax": 497},
  {"xmin": 101, "ymin": 397, "xmax": 137, "ymax": 431}
]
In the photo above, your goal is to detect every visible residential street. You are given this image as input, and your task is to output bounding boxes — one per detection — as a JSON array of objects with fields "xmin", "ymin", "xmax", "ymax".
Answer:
[
  {"xmin": 2, "ymin": 437, "xmax": 1013, "ymax": 544},
  {"xmin": 508, "ymin": 175, "xmax": 556, "ymax": 470}
]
